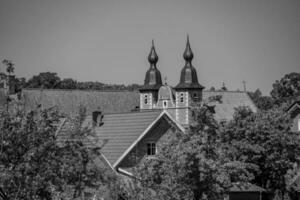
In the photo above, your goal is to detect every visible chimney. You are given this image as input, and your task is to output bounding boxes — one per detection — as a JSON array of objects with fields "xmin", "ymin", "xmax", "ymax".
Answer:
[
  {"xmin": 92, "ymin": 110, "xmax": 104, "ymax": 127},
  {"xmin": 8, "ymin": 75, "xmax": 16, "ymax": 95}
]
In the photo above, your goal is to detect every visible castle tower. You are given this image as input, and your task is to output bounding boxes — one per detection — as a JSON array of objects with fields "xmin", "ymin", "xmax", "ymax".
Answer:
[
  {"xmin": 139, "ymin": 40, "xmax": 163, "ymax": 110},
  {"xmin": 175, "ymin": 36, "xmax": 204, "ymax": 125}
]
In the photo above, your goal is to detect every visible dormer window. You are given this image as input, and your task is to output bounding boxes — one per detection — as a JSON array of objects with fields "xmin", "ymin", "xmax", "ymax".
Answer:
[
  {"xmin": 144, "ymin": 94, "xmax": 148, "ymax": 104},
  {"xmin": 180, "ymin": 93, "xmax": 184, "ymax": 103},
  {"xmin": 147, "ymin": 142, "xmax": 156, "ymax": 156}
]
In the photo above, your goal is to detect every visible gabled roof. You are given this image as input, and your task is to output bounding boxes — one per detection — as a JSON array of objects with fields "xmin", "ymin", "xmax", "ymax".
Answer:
[
  {"xmin": 57, "ymin": 109, "xmax": 185, "ymax": 168},
  {"xmin": 230, "ymin": 182, "xmax": 266, "ymax": 192},
  {"xmin": 21, "ymin": 88, "xmax": 139, "ymax": 115},
  {"xmin": 93, "ymin": 110, "xmax": 163, "ymax": 166},
  {"xmin": 17, "ymin": 89, "xmax": 256, "ymax": 121},
  {"xmin": 286, "ymin": 100, "xmax": 300, "ymax": 113},
  {"xmin": 203, "ymin": 91, "xmax": 257, "ymax": 121}
]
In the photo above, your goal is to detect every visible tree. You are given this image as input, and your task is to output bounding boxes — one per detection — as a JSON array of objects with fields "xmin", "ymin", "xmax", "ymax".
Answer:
[
  {"xmin": 132, "ymin": 104, "xmax": 253, "ymax": 200},
  {"xmin": 220, "ymin": 106, "xmax": 300, "ymax": 193},
  {"xmin": 26, "ymin": 72, "xmax": 61, "ymax": 89},
  {"xmin": 58, "ymin": 78, "xmax": 77, "ymax": 89},
  {"xmin": 271, "ymin": 72, "xmax": 300, "ymax": 102},
  {"xmin": 248, "ymin": 89, "xmax": 275, "ymax": 110},
  {"xmin": 210, "ymin": 86, "xmax": 216, "ymax": 91},
  {"xmin": 2, "ymin": 60, "xmax": 14, "ymax": 75},
  {"xmin": 0, "ymin": 106, "xmax": 119, "ymax": 200}
]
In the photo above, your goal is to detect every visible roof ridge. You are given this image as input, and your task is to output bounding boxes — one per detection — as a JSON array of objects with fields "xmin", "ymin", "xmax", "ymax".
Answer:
[
  {"xmin": 86, "ymin": 110, "xmax": 162, "ymax": 116},
  {"xmin": 203, "ymin": 90, "xmax": 248, "ymax": 93},
  {"xmin": 22, "ymin": 88, "xmax": 249, "ymax": 94},
  {"xmin": 23, "ymin": 88, "xmax": 139, "ymax": 93}
]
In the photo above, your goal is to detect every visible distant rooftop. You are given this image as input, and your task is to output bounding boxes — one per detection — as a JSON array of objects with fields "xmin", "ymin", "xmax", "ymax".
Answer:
[{"xmin": 0, "ymin": 88, "xmax": 257, "ymax": 121}]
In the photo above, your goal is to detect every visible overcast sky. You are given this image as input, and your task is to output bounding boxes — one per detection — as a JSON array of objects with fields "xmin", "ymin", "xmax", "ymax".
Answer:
[{"xmin": 0, "ymin": 0, "xmax": 299, "ymax": 95}]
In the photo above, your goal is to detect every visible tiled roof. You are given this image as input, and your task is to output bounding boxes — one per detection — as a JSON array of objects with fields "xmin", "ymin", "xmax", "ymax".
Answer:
[
  {"xmin": 286, "ymin": 100, "xmax": 300, "ymax": 113},
  {"xmin": 203, "ymin": 91, "xmax": 257, "ymax": 121},
  {"xmin": 21, "ymin": 89, "xmax": 140, "ymax": 115},
  {"xmin": 94, "ymin": 110, "xmax": 162, "ymax": 166},
  {"xmin": 58, "ymin": 110, "xmax": 163, "ymax": 166},
  {"xmin": 16, "ymin": 89, "xmax": 256, "ymax": 121},
  {"xmin": 230, "ymin": 182, "xmax": 266, "ymax": 192}
]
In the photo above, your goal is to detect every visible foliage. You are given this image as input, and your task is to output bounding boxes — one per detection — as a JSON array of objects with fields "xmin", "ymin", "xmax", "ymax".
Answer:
[
  {"xmin": 0, "ymin": 107, "xmax": 119, "ymax": 200},
  {"xmin": 25, "ymin": 72, "xmax": 61, "ymax": 89},
  {"xmin": 220, "ymin": 106, "xmax": 300, "ymax": 193},
  {"xmin": 248, "ymin": 89, "xmax": 275, "ymax": 110},
  {"xmin": 271, "ymin": 72, "xmax": 300, "ymax": 102},
  {"xmin": 2, "ymin": 60, "xmax": 14, "ymax": 75},
  {"xmin": 58, "ymin": 78, "xmax": 78, "ymax": 89},
  {"xmin": 22, "ymin": 72, "xmax": 142, "ymax": 91},
  {"xmin": 285, "ymin": 163, "xmax": 300, "ymax": 200},
  {"xmin": 132, "ymin": 104, "xmax": 253, "ymax": 200}
]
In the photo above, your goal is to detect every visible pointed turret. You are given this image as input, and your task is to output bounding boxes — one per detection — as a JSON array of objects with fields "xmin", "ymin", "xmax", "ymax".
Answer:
[
  {"xmin": 183, "ymin": 35, "xmax": 194, "ymax": 63},
  {"xmin": 175, "ymin": 35, "xmax": 204, "ymax": 90},
  {"xmin": 148, "ymin": 40, "xmax": 158, "ymax": 66},
  {"xmin": 140, "ymin": 40, "xmax": 162, "ymax": 91}
]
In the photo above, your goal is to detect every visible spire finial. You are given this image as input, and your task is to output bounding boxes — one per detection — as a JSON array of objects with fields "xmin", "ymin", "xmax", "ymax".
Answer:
[
  {"xmin": 148, "ymin": 39, "xmax": 158, "ymax": 66},
  {"xmin": 242, "ymin": 80, "xmax": 247, "ymax": 92},
  {"xmin": 183, "ymin": 34, "xmax": 193, "ymax": 63},
  {"xmin": 164, "ymin": 76, "xmax": 168, "ymax": 85}
]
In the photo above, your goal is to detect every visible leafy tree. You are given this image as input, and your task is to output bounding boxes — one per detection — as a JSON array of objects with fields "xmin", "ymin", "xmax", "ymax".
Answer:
[
  {"xmin": 271, "ymin": 72, "xmax": 300, "ymax": 102},
  {"xmin": 2, "ymin": 59, "xmax": 14, "ymax": 75},
  {"xmin": 0, "ymin": 107, "xmax": 119, "ymax": 200},
  {"xmin": 25, "ymin": 72, "xmax": 61, "ymax": 89},
  {"xmin": 132, "ymin": 104, "xmax": 253, "ymax": 200},
  {"xmin": 220, "ymin": 106, "xmax": 300, "ymax": 193},
  {"xmin": 210, "ymin": 86, "xmax": 216, "ymax": 91},
  {"xmin": 221, "ymin": 82, "xmax": 228, "ymax": 91},
  {"xmin": 58, "ymin": 78, "xmax": 77, "ymax": 89},
  {"xmin": 248, "ymin": 89, "xmax": 275, "ymax": 110},
  {"xmin": 15, "ymin": 77, "xmax": 26, "ymax": 92}
]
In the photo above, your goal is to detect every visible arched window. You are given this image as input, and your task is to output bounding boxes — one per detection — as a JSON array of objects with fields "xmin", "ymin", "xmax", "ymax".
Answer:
[
  {"xmin": 163, "ymin": 100, "xmax": 167, "ymax": 108},
  {"xmin": 144, "ymin": 94, "xmax": 148, "ymax": 104},
  {"xmin": 180, "ymin": 93, "xmax": 184, "ymax": 103}
]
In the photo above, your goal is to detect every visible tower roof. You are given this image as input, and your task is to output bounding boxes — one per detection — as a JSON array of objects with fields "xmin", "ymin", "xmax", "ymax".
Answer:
[
  {"xmin": 175, "ymin": 36, "xmax": 204, "ymax": 90},
  {"xmin": 140, "ymin": 40, "xmax": 162, "ymax": 91}
]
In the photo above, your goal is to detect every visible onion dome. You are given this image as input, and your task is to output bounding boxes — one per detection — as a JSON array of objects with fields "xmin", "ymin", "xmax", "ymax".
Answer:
[
  {"xmin": 140, "ymin": 40, "xmax": 163, "ymax": 91},
  {"xmin": 175, "ymin": 35, "xmax": 204, "ymax": 90}
]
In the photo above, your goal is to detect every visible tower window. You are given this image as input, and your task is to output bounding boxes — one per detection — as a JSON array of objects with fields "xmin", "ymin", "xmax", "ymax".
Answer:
[
  {"xmin": 163, "ymin": 100, "xmax": 167, "ymax": 108},
  {"xmin": 193, "ymin": 93, "xmax": 198, "ymax": 100},
  {"xmin": 144, "ymin": 94, "xmax": 148, "ymax": 104},
  {"xmin": 147, "ymin": 142, "xmax": 156, "ymax": 155},
  {"xmin": 180, "ymin": 93, "xmax": 184, "ymax": 103}
]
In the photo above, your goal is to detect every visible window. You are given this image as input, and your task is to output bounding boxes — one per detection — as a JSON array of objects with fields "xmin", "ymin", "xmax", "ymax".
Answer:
[
  {"xmin": 193, "ymin": 92, "xmax": 198, "ymax": 100},
  {"xmin": 298, "ymin": 119, "xmax": 300, "ymax": 131},
  {"xmin": 144, "ymin": 94, "xmax": 148, "ymax": 104},
  {"xmin": 163, "ymin": 100, "xmax": 167, "ymax": 108},
  {"xmin": 180, "ymin": 93, "xmax": 184, "ymax": 103},
  {"xmin": 147, "ymin": 142, "xmax": 156, "ymax": 155}
]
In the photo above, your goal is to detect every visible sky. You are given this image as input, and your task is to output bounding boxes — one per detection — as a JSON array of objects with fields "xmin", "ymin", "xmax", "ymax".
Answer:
[{"xmin": 0, "ymin": 0, "xmax": 299, "ymax": 95}]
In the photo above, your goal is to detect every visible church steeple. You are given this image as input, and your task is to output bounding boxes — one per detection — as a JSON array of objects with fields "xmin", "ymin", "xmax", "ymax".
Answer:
[
  {"xmin": 140, "ymin": 40, "xmax": 162, "ymax": 91},
  {"xmin": 183, "ymin": 35, "xmax": 194, "ymax": 63},
  {"xmin": 148, "ymin": 40, "xmax": 158, "ymax": 66},
  {"xmin": 175, "ymin": 35, "xmax": 204, "ymax": 90}
]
